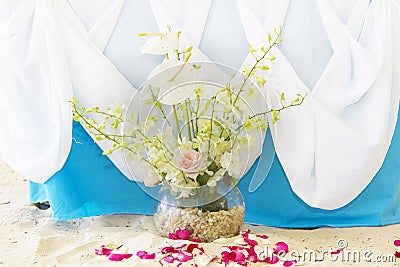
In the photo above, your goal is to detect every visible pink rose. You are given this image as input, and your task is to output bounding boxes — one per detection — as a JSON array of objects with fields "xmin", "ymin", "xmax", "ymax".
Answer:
[{"xmin": 176, "ymin": 150, "xmax": 204, "ymax": 179}]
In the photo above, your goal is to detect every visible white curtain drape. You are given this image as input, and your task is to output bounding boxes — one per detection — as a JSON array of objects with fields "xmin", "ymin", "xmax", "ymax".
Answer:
[{"xmin": 0, "ymin": 0, "xmax": 398, "ymax": 210}]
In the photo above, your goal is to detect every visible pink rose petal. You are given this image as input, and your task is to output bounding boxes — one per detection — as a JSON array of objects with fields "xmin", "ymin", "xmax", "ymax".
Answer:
[
  {"xmin": 164, "ymin": 255, "xmax": 176, "ymax": 263},
  {"xmin": 169, "ymin": 229, "xmax": 191, "ymax": 240},
  {"xmin": 161, "ymin": 244, "xmax": 186, "ymax": 254},
  {"xmin": 221, "ymin": 249, "xmax": 247, "ymax": 266},
  {"xmin": 283, "ymin": 260, "xmax": 297, "ymax": 266},
  {"xmin": 256, "ymin": 234, "xmax": 269, "ymax": 239},
  {"xmin": 95, "ymin": 245, "xmax": 113, "ymax": 256},
  {"xmin": 109, "ymin": 253, "xmax": 133, "ymax": 261},
  {"xmin": 136, "ymin": 250, "xmax": 156, "ymax": 259},
  {"xmin": 177, "ymin": 229, "xmax": 191, "ymax": 240},
  {"xmin": 246, "ymin": 247, "xmax": 258, "ymax": 263},
  {"xmin": 273, "ymin": 242, "xmax": 289, "ymax": 255},
  {"xmin": 266, "ymin": 255, "xmax": 279, "ymax": 264},
  {"xmin": 187, "ymin": 243, "xmax": 204, "ymax": 254},
  {"xmin": 330, "ymin": 249, "xmax": 343, "ymax": 255},
  {"xmin": 242, "ymin": 231, "xmax": 258, "ymax": 247},
  {"xmin": 394, "ymin": 240, "xmax": 400, "ymax": 246},
  {"xmin": 177, "ymin": 251, "xmax": 193, "ymax": 262}
]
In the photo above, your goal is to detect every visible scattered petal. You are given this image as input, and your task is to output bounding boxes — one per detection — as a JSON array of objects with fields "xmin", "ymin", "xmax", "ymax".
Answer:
[
  {"xmin": 256, "ymin": 234, "xmax": 269, "ymax": 239},
  {"xmin": 109, "ymin": 253, "xmax": 133, "ymax": 261},
  {"xmin": 242, "ymin": 231, "xmax": 258, "ymax": 247},
  {"xmin": 283, "ymin": 260, "xmax": 297, "ymax": 266},
  {"xmin": 177, "ymin": 251, "xmax": 193, "ymax": 262},
  {"xmin": 136, "ymin": 250, "xmax": 156, "ymax": 259},
  {"xmin": 164, "ymin": 255, "xmax": 176, "ymax": 263},
  {"xmin": 187, "ymin": 244, "xmax": 204, "ymax": 254},
  {"xmin": 95, "ymin": 245, "xmax": 113, "ymax": 256},
  {"xmin": 394, "ymin": 240, "xmax": 400, "ymax": 246},
  {"xmin": 161, "ymin": 244, "xmax": 186, "ymax": 254},
  {"xmin": 169, "ymin": 229, "xmax": 191, "ymax": 240},
  {"xmin": 330, "ymin": 249, "xmax": 343, "ymax": 255},
  {"xmin": 395, "ymin": 251, "xmax": 400, "ymax": 258},
  {"xmin": 177, "ymin": 229, "xmax": 191, "ymax": 240},
  {"xmin": 266, "ymin": 255, "xmax": 279, "ymax": 264},
  {"xmin": 273, "ymin": 242, "xmax": 289, "ymax": 255}
]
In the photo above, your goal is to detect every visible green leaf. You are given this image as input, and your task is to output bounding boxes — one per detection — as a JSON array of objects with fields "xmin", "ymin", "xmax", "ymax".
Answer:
[
  {"xmin": 269, "ymin": 56, "xmax": 276, "ymax": 61},
  {"xmin": 185, "ymin": 46, "xmax": 193, "ymax": 53},
  {"xmin": 111, "ymin": 120, "xmax": 119, "ymax": 129},
  {"xmin": 272, "ymin": 110, "xmax": 280, "ymax": 123},
  {"xmin": 249, "ymin": 44, "xmax": 257, "ymax": 53},
  {"xmin": 102, "ymin": 150, "xmax": 113, "ymax": 156},
  {"xmin": 256, "ymin": 76, "xmax": 266, "ymax": 85},
  {"xmin": 196, "ymin": 173, "xmax": 210, "ymax": 186},
  {"xmin": 280, "ymin": 93, "xmax": 286, "ymax": 101},
  {"xmin": 260, "ymin": 66, "xmax": 270, "ymax": 70},
  {"xmin": 268, "ymin": 34, "xmax": 272, "ymax": 44},
  {"xmin": 95, "ymin": 135, "xmax": 105, "ymax": 141},
  {"xmin": 72, "ymin": 115, "xmax": 81, "ymax": 122}
]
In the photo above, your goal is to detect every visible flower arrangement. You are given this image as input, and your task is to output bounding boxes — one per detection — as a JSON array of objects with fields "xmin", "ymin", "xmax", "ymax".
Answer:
[
  {"xmin": 71, "ymin": 26, "xmax": 305, "ymax": 241},
  {"xmin": 71, "ymin": 26, "xmax": 304, "ymax": 196}
]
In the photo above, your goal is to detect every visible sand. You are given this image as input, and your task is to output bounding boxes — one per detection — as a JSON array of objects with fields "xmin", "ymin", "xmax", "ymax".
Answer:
[{"xmin": 0, "ymin": 160, "xmax": 399, "ymax": 266}]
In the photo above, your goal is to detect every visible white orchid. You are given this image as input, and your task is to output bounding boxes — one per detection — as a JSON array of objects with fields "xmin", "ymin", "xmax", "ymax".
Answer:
[
  {"xmin": 147, "ymin": 55, "xmax": 200, "ymax": 105},
  {"xmin": 220, "ymin": 151, "xmax": 242, "ymax": 178},
  {"xmin": 139, "ymin": 32, "xmax": 179, "ymax": 55},
  {"xmin": 207, "ymin": 168, "xmax": 226, "ymax": 187}
]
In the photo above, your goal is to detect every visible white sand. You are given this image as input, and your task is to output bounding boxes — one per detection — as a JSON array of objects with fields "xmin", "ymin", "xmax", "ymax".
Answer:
[{"xmin": 0, "ymin": 160, "xmax": 399, "ymax": 266}]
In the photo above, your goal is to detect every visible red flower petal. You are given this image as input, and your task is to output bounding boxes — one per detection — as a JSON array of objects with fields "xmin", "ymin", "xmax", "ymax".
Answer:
[
  {"xmin": 395, "ymin": 251, "xmax": 400, "ymax": 258},
  {"xmin": 330, "ymin": 249, "xmax": 343, "ymax": 255},
  {"xmin": 109, "ymin": 253, "xmax": 133, "ymax": 261},
  {"xmin": 221, "ymin": 249, "xmax": 248, "ymax": 266},
  {"xmin": 266, "ymin": 255, "xmax": 279, "ymax": 264},
  {"xmin": 242, "ymin": 232, "xmax": 258, "ymax": 247},
  {"xmin": 136, "ymin": 250, "xmax": 156, "ymax": 259},
  {"xmin": 394, "ymin": 240, "xmax": 400, "ymax": 246},
  {"xmin": 256, "ymin": 234, "xmax": 269, "ymax": 239},
  {"xmin": 189, "ymin": 237, "xmax": 202, "ymax": 243},
  {"xmin": 283, "ymin": 260, "xmax": 297, "ymax": 266},
  {"xmin": 164, "ymin": 255, "xmax": 176, "ymax": 263},
  {"xmin": 273, "ymin": 242, "xmax": 289, "ymax": 255},
  {"xmin": 177, "ymin": 251, "xmax": 193, "ymax": 262},
  {"xmin": 168, "ymin": 229, "xmax": 191, "ymax": 240},
  {"xmin": 161, "ymin": 244, "xmax": 186, "ymax": 254},
  {"xmin": 187, "ymin": 244, "xmax": 204, "ymax": 254},
  {"xmin": 177, "ymin": 229, "xmax": 190, "ymax": 240},
  {"xmin": 246, "ymin": 247, "xmax": 258, "ymax": 263},
  {"xmin": 95, "ymin": 245, "xmax": 113, "ymax": 256}
]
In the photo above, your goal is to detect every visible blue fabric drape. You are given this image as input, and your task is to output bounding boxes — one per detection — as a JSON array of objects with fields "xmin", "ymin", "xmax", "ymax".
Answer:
[{"xmin": 31, "ymin": 109, "xmax": 400, "ymax": 226}]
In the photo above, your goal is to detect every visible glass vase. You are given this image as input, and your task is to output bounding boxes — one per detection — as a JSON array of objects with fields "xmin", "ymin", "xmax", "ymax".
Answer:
[{"xmin": 153, "ymin": 176, "xmax": 245, "ymax": 243}]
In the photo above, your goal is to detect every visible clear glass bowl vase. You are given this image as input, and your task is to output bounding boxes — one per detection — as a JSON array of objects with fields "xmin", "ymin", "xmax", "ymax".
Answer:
[{"xmin": 154, "ymin": 176, "xmax": 245, "ymax": 243}]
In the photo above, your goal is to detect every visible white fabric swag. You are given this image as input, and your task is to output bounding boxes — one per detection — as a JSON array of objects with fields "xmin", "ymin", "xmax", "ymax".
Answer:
[{"xmin": 0, "ymin": 0, "xmax": 399, "ymax": 210}]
